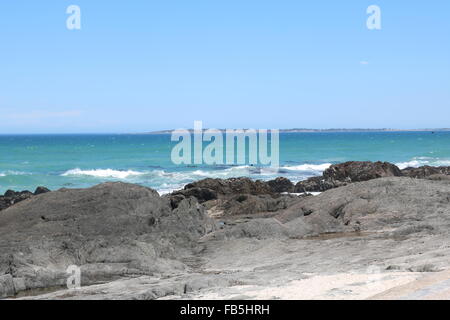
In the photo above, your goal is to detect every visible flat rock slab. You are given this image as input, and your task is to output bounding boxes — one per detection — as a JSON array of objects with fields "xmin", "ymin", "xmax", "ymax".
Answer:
[{"xmin": 0, "ymin": 182, "xmax": 213, "ymax": 297}]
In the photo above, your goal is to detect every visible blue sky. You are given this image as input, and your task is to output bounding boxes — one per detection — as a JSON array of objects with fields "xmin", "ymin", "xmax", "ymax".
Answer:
[{"xmin": 0, "ymin": 1, "xmax": 449, "ymax": 133}]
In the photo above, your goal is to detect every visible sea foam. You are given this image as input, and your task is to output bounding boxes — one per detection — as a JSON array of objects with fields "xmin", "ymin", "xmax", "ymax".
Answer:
[
  {"xmin": 0, "ymin": 171, "xmax": 29, "ymax": 177},
  {"xmin": 280, "ymin": 163, "xmax": 332, "ymax": 172},
  {"xmin": 396, "ymin": 157, "xmax": 450, "ymax": 170},
  {"xmin": 61, "ymin": 168, "xmax": 145, "ymax": 179},
  {"xmin": 58, "ymin": 163, "xmax": 333, "ymax": 194}
]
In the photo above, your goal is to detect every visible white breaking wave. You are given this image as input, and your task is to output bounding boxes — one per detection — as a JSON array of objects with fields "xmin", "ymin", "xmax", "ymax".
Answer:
[
  {"xmin": 187, "ymin": 163, "xmax": 331, "ymax": 177},
  {"xmin": 153, "ymin": 166, "xmax": 253, "ymax": 180},
  {"xmin": 0, "ymin": 171, "xmax": 29, "ymax": 176},
  {"xmin": 396, "ymin": 160, "xmax": 423, "ymax": 170},
  {"xmin": 283, "ymin": 192, "xmax": 322, "ymax": 196},
  {"xmin": 60, "ymin": 164, "xmax": 331, "ymax": 183},
  {"xmin": 280, "ymin": 163, "xmax": 332, "ymax": 172},
  {"xmin": 191, "ymin": 167, "xmax": 247, "ymax": 177},
  {"xmin": 61, "ymin": 168, "xmax": 146, "ymax": 179},
  {"xmin": 58, "ymin": 163, "xmax": 333, "ymax": 194},
  {"xmin": 396, "ymin": 158, "xmax": 450, "ymax": 170}
]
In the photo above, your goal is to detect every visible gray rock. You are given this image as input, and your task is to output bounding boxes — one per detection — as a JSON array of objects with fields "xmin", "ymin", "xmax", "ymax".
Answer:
[
  {"xmin": 0, "ymin": 274, "xmax": 15, "ymax": 298},
  {"xmin": 0, "ymin": 182, "xmax": 212, "ymax": 298},
  {"xmin": 4, "ymin": 176, "xmax": 450, "ymax": 300},
  {"xmin": 426, "ymin": 174, "xmax": 450, "ymax": 181},
  {"xmin": 215, "ymin": 177, "xmax": 450, "ymax": 240},
  {"xmin": 212, "ymin": 194, "xmax": 305, "ymax": 217},
  {"xmin": 288, "ymin": 177, "xmax": 450, "ymax": 236}
]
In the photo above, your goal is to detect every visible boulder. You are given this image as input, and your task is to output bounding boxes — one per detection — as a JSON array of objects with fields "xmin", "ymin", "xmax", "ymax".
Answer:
[
  {"xmin": 267, "ymin": 177, "xmax": 294, "ymax": 193},
  {"xmin": 34, "ymin": 186, "xmax": 51, "ymax": 195},
  {"xmin": 0, "ymin": 182, "xmax": 213, "ymax": 297},
  {"xmin": 323, "ymin": 161, "xmax": 402, "ymax": 182},
  {"xmin": 170, "ymin": 187, "xmax": 217, "ymax": 207},
  {"xmin": 294, "ymin": 161, "xmax": 402, "ymax": 193},
  {"xmin": 0, "ymin": 190, "xmax": 34, "ymax": 211},
  {"xmin": 4, "ymin": 190, "xmax": 16, "ymax": 197},
  {"xmin": 170, "ymin": 177, "xmax": 306, "ymax": 217},
  {"xmin": 294, "ymin": 176, "xmax": 341, "ymax": 193}
]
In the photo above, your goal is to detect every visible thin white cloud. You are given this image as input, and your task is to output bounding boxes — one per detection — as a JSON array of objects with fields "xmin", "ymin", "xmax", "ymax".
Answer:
[{"xmin": 360, "ymin": 61, "xmax": 369, "ymax": 65}]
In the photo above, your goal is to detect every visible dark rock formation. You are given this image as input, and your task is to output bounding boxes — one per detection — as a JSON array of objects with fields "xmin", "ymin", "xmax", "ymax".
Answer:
[
  {"xmin": 171, "ymin": 162, "xmax": 407, "ymax": 215},
  {"xmin": 34, "ymin": 186, "xmax": 51, "ymax": 195},
  {"xmin": 267, "ymin": 177, "xmax": 294, "ymax": 193},
  {"xmin": 0, "ymin": 190, "xmax": 34, "ymax": 211},
  {"xmin": 170, "ymin": 187, "xmax": 218, "ymax": 208},
  {"xmin": 184, "ymin": 177, "xmax": 273, "ymax": 197},
  {"xmin": 295, "ymin": 161, "xmax": 402, "ymax": 193},
  {"xmin": 401, "ymin": 166, "xmax": 450, "ymax": 179},
  {"xmin": 0, "ymin": 187, "xmax": 51, "ymax": 212},
  {"xmin": 169, "ymin": 177, "xmax": 305, "ymax": 217},
  {"xmin": 294, "ymin": 176, "xmax": 338, "ymax": 193},
  {"xmin": 323, "ymin": 161, "xmax": 402, "ymax": 182},
  {"xmin": 168, "ymin": 177, "xmax": 294, "ymax": 216},
  {"xmin": 0, "ymin": 182, "xmax": 214, "ymax": 298}
]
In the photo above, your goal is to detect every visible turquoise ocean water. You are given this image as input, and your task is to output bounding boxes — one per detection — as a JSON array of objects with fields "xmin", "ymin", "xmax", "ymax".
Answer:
[{"xmin": 1, "ymin": 132, "xmax": 450, "ymax": 194}]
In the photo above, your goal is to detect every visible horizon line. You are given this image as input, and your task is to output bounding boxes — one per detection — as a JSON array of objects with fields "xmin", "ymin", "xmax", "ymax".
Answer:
[{"xmin": 1, "ymin": 128, "xmax": 450, "ymax": 135}]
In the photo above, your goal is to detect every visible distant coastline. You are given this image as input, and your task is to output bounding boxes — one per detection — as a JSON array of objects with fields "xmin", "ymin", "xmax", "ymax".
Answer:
[
  {"xmin": 144, "ymin": 128, "xmax": 450, "ymax": 134},
  {"xmin": 2, "ymin": 129, "xmax": 450, "ymax": 135}
]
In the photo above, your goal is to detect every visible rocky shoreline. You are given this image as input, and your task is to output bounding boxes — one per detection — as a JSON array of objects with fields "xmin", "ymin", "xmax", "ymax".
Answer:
[{"xmin": 1, "ymin": 161, "xmax": 450, "ymax": 299}]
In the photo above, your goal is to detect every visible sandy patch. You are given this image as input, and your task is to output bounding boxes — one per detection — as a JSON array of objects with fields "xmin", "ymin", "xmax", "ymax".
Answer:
[{"xmin": 191, "ymin": 272, "xmax": 422, "ymax": 300}]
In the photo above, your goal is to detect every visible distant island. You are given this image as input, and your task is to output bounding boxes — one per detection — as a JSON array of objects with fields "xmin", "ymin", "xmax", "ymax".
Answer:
[{"xmin": 144, "ymin": 128, "xmax": 450, "ymax": 134}]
